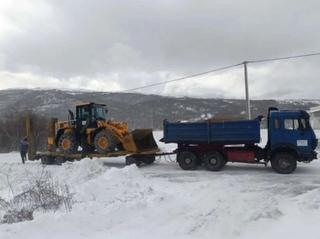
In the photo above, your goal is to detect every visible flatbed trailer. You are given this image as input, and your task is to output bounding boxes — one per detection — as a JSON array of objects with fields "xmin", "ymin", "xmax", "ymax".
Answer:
[
  {"xmin": 26, "ymin": 114, "xmax": 162, "ymax": 166},
  {"xmin": 29, "ymin": 148, "xmax": 162, "ymax": 166}
]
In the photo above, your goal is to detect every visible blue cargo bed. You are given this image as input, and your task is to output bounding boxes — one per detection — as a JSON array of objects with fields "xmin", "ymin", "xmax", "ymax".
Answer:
[{"xmin": 162, "ymin": 119, "xmax": 261, "ymax": 145}]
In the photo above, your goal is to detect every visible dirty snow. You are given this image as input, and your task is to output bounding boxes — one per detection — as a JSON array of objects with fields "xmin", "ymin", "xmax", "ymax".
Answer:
[{"xmin": 0, "ymin": 131, "xmax": 320, "ymax": 239}]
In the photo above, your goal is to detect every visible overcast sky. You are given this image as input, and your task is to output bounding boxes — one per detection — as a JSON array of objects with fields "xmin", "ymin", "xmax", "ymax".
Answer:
[{"xmin": 0, "ymin": 0, "xmax": 319, "ymax": 99}]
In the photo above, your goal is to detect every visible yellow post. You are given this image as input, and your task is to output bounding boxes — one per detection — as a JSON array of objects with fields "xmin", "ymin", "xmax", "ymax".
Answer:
[
  {"xmin": 25, "ymin": 114, "xmax": 36, "ymax": 160},
  {"xmin": 47, "ymin": 118, "xmax": 57, "ymax": 152}
]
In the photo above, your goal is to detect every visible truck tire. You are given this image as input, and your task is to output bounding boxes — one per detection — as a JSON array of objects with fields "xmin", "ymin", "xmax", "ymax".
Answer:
[
  {"xmin": 203, "ymin": 151, "xmax": 225, "ymax": 171},
  {"xmin": 177, "ymin": 151, "xmax": 198, "ymax": 170},
  {"xmin": 271, "ymin": 152, "xmax": 297, "ymax": 174},
  {"xmin": 94, "ymin": 129, "xmax": 116, "ymax": 153},
  {"xmin": 58, "ymin": 132, "xmax": 78, "ymax": 153}
]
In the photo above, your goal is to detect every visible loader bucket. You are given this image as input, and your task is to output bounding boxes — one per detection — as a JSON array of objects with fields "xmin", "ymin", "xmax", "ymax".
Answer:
[{"xmin": 122, "ymin": 129, "xmax": 158, "ymax": 153}]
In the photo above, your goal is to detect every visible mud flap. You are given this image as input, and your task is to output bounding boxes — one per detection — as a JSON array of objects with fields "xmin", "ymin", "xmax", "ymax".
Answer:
[{"xmin": 122, "ymin": 129, "xmax": 158, "ymax": 153}]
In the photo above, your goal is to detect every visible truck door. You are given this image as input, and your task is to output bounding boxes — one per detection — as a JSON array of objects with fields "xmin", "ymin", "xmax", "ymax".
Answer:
[
  {"xmin": 283, "ymin": 117, "xmax": 312, "ymax": 155},
  {"xmin": 269, "ymin": 117, "xmax": 284, "ymax": 148}
]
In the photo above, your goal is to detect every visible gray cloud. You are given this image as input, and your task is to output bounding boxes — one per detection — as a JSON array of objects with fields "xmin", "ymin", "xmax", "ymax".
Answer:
[{"xmin": 0, "ymin": 0, "xmax": 320, "ymax": 98}]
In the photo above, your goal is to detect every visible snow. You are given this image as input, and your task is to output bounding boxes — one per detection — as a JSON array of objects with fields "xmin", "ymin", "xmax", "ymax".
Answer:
[{"xmin": 0, "ymin": 131, "xmax": 320, "ymax": 239}]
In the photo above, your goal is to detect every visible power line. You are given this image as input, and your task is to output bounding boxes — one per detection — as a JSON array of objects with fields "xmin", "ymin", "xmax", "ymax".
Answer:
[
  {"xmin": 246, "ymin": 52, "xmax": 320, "ymax": 64},
  {"xmin": 121, "ymin": 51, "xmax": 320, "ymax": 92},
  {"xmin": 121, "ymin": 62, "xmax": 243, "ymax": 92}
]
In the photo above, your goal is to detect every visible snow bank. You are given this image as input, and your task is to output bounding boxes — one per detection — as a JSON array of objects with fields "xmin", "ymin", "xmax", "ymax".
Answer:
[{"xmin": 0, "ymin": 130, "xmax": 320, "ymax": 238}]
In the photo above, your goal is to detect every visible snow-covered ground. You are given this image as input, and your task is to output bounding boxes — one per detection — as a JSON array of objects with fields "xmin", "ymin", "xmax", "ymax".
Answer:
[{"xmin": 0, "ymin": 131, "xmax": 320, "ymax": 239}]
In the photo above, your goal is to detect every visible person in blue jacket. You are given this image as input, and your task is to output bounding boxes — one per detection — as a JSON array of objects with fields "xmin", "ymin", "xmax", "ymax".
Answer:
[{"xmin": 20, "ymin": 137, "xmax": 29, "ymax": 164}]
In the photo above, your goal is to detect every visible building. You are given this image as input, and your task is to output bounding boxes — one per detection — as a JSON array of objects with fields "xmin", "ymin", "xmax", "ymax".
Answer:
[{"xmin": 308, "ymin": 106, "xmax": 320, "ymax": 129}]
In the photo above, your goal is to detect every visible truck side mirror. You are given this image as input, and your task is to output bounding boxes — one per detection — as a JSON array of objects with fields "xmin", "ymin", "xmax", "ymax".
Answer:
[{"xmin": 255, "ymin": 115, "xmax": 264, "ymax": 122}]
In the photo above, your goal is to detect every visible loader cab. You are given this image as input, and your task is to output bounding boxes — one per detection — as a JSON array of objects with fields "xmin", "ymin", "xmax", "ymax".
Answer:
[
  {"xmin": 75, "ymin": 103, "xmax": 108, "ymax": 130},
  {"xmin": 268, "ymin": 107, "xmax": 317, "ymax": 160}
]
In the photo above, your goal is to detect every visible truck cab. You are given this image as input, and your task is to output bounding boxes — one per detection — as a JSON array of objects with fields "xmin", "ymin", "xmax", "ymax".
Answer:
[{"xmin": 268, "ymin": 108, "xmax": 317, "ymax": 163}]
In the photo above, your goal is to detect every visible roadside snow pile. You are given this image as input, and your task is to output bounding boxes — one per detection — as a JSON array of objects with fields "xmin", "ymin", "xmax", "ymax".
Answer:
[
  {"xmin": 1, "ymin": 139, "xmax": 320, "ymax": 238},
  {"xmin": 76, "ymin": 165, "xmax": 159, "ymax": 206},
  {"xmin": 48, "ymin": 158, "xmax": 107, "ymax": 185},
  {"xmin": 0, "ymin": 158, "xmax": 107, "ymax": 224}
]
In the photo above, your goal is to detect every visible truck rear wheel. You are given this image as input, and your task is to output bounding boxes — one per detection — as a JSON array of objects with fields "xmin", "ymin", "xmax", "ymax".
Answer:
[
  {"xmin": 94, "ymin": 129, "xmax": 116, "ymax": 153},
  {"xmin": 271, "ymin": 152, "xmax": 297, "ymax": 174},
  {"xmin": 203, "ymin": 151, "xmax": 225, "ymax": 171},
  {"xmin": 177, "ymin": 151, "xmax": 198, "ymax": 170}
]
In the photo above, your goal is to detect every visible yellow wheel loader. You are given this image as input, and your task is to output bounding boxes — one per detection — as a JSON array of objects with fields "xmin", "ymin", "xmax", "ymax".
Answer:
[{"xmin": 48, "ymin": 102, "xmax": 158, "ymax": 154}]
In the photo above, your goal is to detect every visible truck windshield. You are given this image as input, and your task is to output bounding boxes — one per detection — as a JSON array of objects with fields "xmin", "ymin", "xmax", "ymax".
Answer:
[
  {"xmin": 300, "ymin": 118, "xmax": 310, "ymax": 130},
  {"xmin": 284, "ymin": 118, "xmax": 310, "ymax": 131}
]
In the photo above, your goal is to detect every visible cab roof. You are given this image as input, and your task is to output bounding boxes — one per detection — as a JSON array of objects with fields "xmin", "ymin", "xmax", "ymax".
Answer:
[
  {"xmin": 76, "ymin": 102, "xmax": 106, "ymax": 107},
  {"xmin": 269, "ymin": 109, "xmax": 310, "ymax": 118}
]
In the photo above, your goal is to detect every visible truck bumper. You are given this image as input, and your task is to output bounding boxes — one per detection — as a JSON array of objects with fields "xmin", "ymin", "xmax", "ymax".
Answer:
[
  {"xmin": 301, "ymin": 151, "xmax": 318, "ymax": 162},
  {"xmin": 312, "ymin": 150, "xmax": 318, "ymax": 160}
]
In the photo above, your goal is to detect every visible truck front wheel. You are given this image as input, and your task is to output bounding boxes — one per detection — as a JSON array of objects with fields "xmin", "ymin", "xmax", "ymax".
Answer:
[
  {"xmin": 177, "ymin": 151, "xmax": 198, "ymax": 170},
  {"xmin": 271, "ymin": 152, "xmax": 297, "ymax": 174},
  {"xmin": 203, "ymin": 151, "xmax": 225, "ymax": 171}
]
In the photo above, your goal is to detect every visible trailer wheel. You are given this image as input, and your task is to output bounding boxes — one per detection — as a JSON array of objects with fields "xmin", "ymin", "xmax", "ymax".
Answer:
[
  {"xmin": 41, "ymin": 156, "xmax": 54, "ymax": 165},
  {"xmin": 203, "ymin": 151, "xmax": 225, "ymax": 171},
  {"xmin": 94, "ymin": 129, "xmax": 116, "ymax": 153},
  {"xmin": 271, "ymin": 152, "xmax": 297, "ymax": 174},
  {"xmin": 141, "ymin": 156, "xmax": 155, "ymax": 165},
  {"xmin": 58, "ymin": 132, "xmax": 78, "ymax": 153},
  {"xmin": 81, "ymin": 142, "xmax": 95, "ymax": 153},
  {"xmin": 55, "ymin": 157, "xmax": 67, "ymax": 165},
  {"xmin": 177, "ymin": 151, "xmax": 198, "ymax": 170},
  {"xmin": 125, "ymin": 155, "xmax": 137, "ymax": 165}
]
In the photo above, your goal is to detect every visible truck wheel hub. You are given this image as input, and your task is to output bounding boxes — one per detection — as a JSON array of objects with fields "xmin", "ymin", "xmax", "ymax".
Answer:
[
  {"xmin": 279, "ymin": 158, "xmax": 290, "ymax": 168},
  {"xmin": 185, "ymin": 158, "xmax": 192, "ymax": 164},
  {"xmin": 209, "ymin": 158, "xmax": 217, "ymax": 165}
]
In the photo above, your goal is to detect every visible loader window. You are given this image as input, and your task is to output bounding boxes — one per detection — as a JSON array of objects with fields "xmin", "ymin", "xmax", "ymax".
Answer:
[
  {"xmin": 95, "ymin": 107, "xmax": 106, "ymax": 120},
  {"xmin": 81, "ymin": 108, "xmax": 89, "ymax": 120},
  {"xmin": 78, "ymin": 106, "xmax": 90, "ymax": 126}
]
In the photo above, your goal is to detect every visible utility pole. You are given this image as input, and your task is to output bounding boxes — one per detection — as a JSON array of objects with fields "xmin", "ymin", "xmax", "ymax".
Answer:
[{"xmin": 243, "ymin": 61, "xmax": 251, "ymax": 120}]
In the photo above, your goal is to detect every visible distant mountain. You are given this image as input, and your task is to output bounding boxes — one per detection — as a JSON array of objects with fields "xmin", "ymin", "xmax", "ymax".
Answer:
[{"xmin": 0, "ymin": 89, "xmax": 319, "ymax": 129}]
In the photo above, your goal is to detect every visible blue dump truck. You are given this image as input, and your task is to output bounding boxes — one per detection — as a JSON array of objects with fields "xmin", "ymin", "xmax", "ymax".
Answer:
[{"xmin": 161, "ymin": 107, "xmax": 318, "ymax": 174}]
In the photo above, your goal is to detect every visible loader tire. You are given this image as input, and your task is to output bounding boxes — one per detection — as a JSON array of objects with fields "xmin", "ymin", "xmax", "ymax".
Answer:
[
  {"xmin": 58, "ymin": 132, "xmax": 78, "ymax": 153},
  {"xmin": 94, "ymin": 129, "xmax": 116, "ymax": 153}
]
